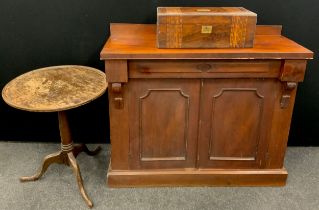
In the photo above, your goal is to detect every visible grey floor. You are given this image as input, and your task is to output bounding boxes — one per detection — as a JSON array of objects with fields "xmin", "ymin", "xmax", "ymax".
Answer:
[{"xmin": 0, "ymin": 142, "xmax": 318, "ymax": 210}]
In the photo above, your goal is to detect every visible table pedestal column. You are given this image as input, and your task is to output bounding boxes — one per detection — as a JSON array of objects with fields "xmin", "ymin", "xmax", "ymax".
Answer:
[{"xmin": 20, "ymin": 111, "xmax": 101, "ymax": 208}]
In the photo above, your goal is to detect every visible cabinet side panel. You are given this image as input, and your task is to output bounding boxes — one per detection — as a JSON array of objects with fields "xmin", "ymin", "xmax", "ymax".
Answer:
[
  {"xmin": 266, "ymin": 82, "xmax": 297, "ymax": 168},
  {"xmin": 108, "ymin": 84, "xmax": 130, "ymax": 170}
]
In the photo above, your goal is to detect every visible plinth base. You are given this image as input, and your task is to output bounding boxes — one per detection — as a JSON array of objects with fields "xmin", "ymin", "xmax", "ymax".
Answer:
[{"xmin": 107, "ymin": 165, "xmax": 288, "ymax": 187}]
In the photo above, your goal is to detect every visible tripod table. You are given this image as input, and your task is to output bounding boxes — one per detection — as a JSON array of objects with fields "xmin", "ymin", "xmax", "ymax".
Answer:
[{"xmin": 2, "ymin": 65, "xmax": 107, "ymax": 208}]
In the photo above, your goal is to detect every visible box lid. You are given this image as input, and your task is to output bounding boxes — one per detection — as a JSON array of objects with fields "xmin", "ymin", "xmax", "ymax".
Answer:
[{"xmin": 157, "ymin": 7, "xmax": 257, "ymax": 24}]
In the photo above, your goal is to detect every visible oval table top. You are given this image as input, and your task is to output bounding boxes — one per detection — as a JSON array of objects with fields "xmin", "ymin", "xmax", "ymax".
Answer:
[{"xmin": 2, "ymin": 65, "xmax": 107, "ymax": 112}]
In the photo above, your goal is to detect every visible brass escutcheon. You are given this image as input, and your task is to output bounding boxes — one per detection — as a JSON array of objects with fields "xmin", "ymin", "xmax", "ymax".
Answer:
[{"xmin": 201, "ymin": 25, "xmax": 213, "ymax": 34}]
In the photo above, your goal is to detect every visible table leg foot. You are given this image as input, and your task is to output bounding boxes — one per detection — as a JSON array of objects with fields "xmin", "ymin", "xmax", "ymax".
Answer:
[
  {"xmin": 20, "ymin": 151, "xmax": 64, "ymax": 182},
  {"xmin": 67, "ymin": 152, "xmax": 93, "ymax": 208},
  {"xmin": 73, "ymin": 144, "xmax": 101, "ymax": 158}
]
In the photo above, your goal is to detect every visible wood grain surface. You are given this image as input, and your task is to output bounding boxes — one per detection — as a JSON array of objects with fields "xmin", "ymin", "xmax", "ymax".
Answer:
[
  {"xmin": 107, "ymin": 167, "xmax": 288, "ymax": 187},
  {"xmin": 157, "ymin": 7, "xmax": 256, "ymax": 48},
  {"xmin": 198, "ymin": 79, "xmax": 277, "ymax": 169},
  {"xmin": 100, "ymin": 24, "xmax": 313, "ymax": 60},
  {"xmin": 128, "ymin": 60, "xmax": 281, "ymax": 79},
  {"xmin": 128, "ymin": 79, "xmax": 200, "ymax": 169},
  {"xmin": 2, "ymin": 65, "xmax": 107, "ymax": 112}
]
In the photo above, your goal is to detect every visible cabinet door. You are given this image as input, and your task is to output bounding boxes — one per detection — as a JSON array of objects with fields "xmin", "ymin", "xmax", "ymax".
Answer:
[
  {"xmin": 198, "ymin": 79, "xmax": 277, "ymax": 169},
  {"xmin": 128, "ymin": 79, "xmax": 200, "ymax": 169}
]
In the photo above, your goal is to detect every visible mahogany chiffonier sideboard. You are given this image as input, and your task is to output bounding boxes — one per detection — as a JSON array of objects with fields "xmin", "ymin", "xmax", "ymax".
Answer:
[{"xmin": 100, "ymin": 23, "xmax": 313, "ymax": 187}]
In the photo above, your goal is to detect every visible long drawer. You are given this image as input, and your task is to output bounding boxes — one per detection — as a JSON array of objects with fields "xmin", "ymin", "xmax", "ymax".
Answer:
[{"xmin": 129, "ymin": 60, "xmax": 281, "ymax": 78}]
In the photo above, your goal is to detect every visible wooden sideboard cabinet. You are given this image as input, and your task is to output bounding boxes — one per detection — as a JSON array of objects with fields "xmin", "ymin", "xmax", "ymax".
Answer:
[{"xmin": 100, "ymin": 24, "xmax": 313, "ymax": 187}]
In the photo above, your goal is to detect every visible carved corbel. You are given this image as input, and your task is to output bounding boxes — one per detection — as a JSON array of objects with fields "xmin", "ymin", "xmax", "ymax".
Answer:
[
  {"xmin": 111, "ymin": 83, "xmax": 123, "ymax": 109},
  {"xmin": 280, "ymin": 82, "xmax": 297, "ymax": 109}
]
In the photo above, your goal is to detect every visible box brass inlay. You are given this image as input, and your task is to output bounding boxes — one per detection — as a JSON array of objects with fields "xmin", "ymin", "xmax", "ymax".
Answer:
[{"xmin": 201, "ymin": 25, "xmax": 213, "ymax": 34}]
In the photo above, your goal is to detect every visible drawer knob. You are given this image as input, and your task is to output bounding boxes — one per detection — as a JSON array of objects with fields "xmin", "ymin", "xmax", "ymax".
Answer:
[{"xmin": 196, "ymin": 63, "xmax": 212, "ymax": 71}]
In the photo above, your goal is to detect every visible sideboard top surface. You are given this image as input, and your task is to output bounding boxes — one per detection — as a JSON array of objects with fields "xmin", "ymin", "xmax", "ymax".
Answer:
[{"xmin": 100, "ymin": 24, "xmax": 313, "ymax": 60}]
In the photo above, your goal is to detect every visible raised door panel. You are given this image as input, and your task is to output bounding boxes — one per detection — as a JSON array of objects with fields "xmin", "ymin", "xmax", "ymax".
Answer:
[
  {"xmin": 129, "ymin": 79, "xmax": 200, "ymax": 169},
  {"xmin": 198, "ymin": 79, "xmax": 277, "ymax": 169}
]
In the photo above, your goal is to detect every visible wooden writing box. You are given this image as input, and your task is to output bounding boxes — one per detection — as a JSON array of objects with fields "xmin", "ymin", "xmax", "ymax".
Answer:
[{"xmin": 157, "ymin": 7, "xmax": 257, "ymax": 48}]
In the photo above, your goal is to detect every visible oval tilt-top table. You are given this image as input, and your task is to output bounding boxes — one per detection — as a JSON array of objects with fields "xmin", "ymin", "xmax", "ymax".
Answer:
[{"xmin": 2, "ymin": 65, "xmax": 107, "ymax": 208}]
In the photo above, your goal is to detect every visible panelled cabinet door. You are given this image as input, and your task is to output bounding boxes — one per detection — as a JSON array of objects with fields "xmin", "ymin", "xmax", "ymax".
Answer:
[
  {"xmin": 128, "ymin": 79, "xmax": 200, "ymax": 169},
  {"xmin": 198, "ymin": 79, "xmax": 278, "ymax": 169}
]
